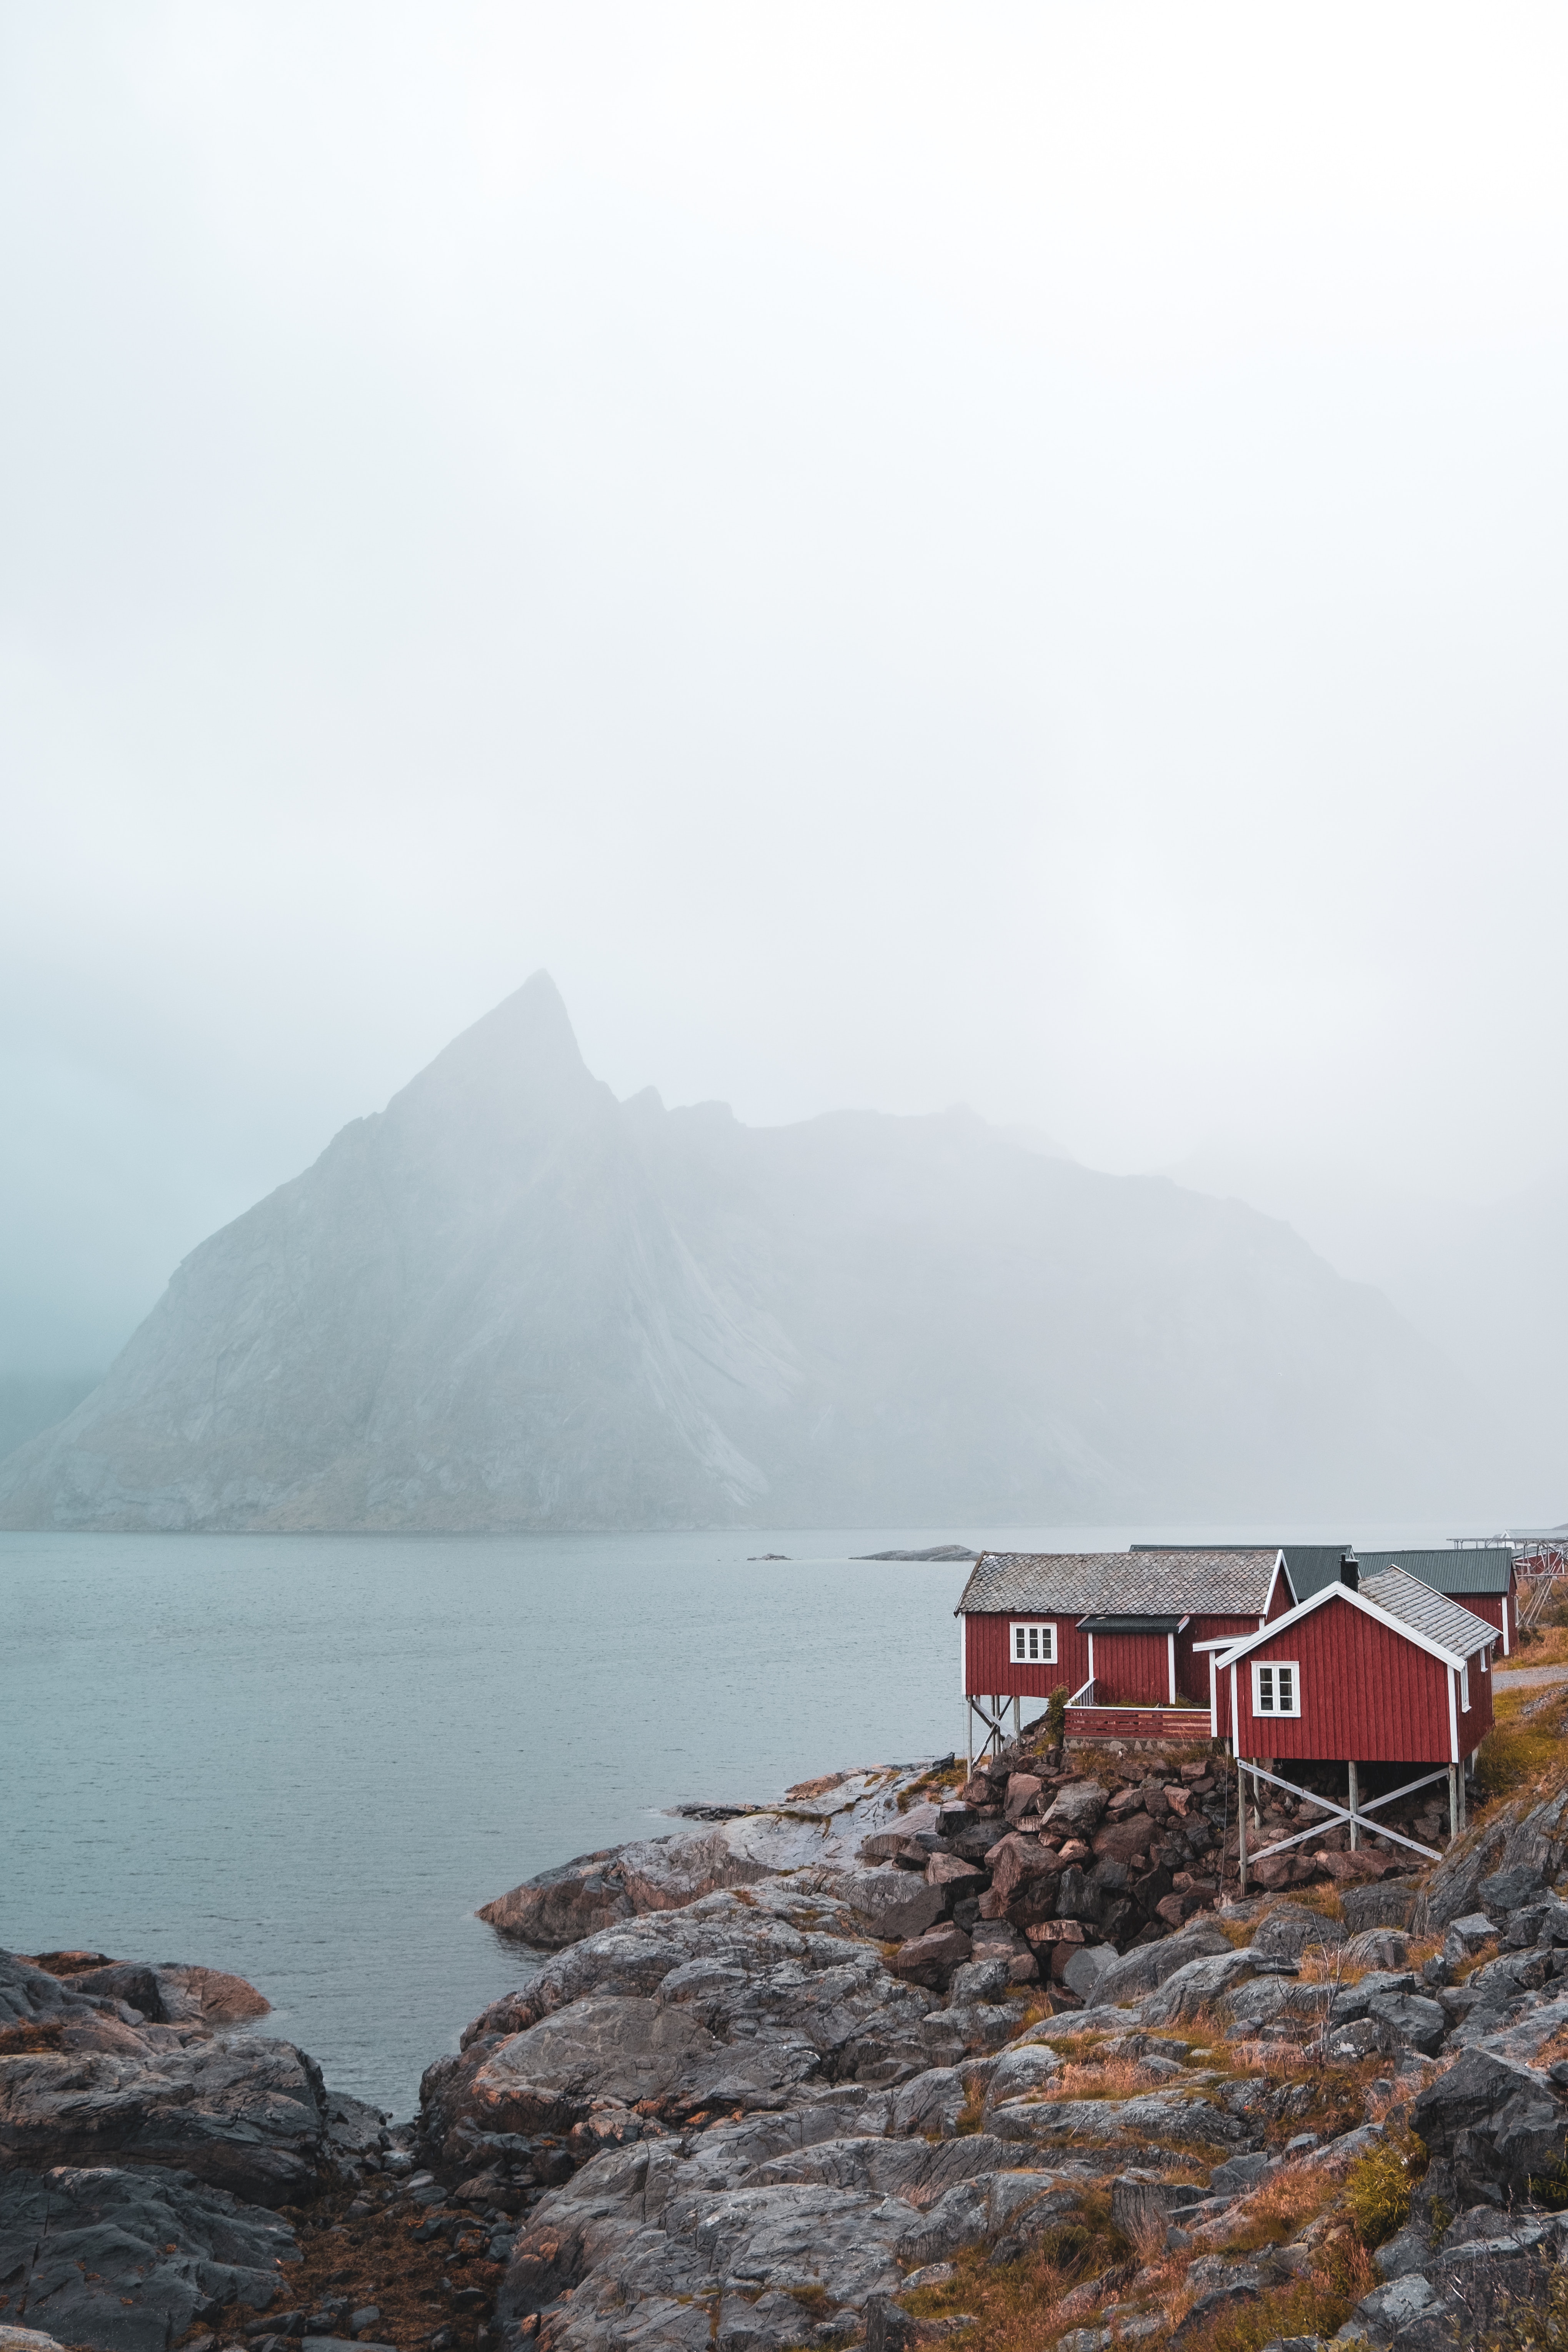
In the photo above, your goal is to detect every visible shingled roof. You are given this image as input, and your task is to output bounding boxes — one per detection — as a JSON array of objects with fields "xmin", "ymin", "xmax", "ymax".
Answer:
[
  {"xmin": 1359, "ymin": 1547, "xmax": 1515, "ymax": 1597},
  {"xmin": 1360, "ymin": 1565, "xmax": 1495, "ymax": 1659},
  {"xmin": 955, "ymin": 1548, "xmax": 1281, "ymax": 1619}
]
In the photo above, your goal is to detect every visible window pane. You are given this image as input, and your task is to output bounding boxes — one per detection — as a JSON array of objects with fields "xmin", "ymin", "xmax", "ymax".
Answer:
[
  {"xmin": 1279, "ymin": 1668, "xmax": 1293, "ymax": 1711},
  {"xmin": 1258, "ymin": 1668, "xmax": 1273, "ymax": 1711}
]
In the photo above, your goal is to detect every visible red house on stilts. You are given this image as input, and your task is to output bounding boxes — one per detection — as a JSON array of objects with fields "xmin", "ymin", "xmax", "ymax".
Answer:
[{"xmin": 1213, "ymin": 1558, "xmax": 1498, "ymax": 1884}]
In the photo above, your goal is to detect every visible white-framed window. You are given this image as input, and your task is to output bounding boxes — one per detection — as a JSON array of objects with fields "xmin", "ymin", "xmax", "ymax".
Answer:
[
  {"xmin": 1252, "ymin": 1660, "xmax": 1300, "ymax": 1717},
  {"xmin": 1010, "ymin": 1620, "xmax": 1056, "ymax": 1665}
]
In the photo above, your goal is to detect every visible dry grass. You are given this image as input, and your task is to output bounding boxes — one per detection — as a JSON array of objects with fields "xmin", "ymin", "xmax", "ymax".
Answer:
[
  {"xmin": 1173, "ymin": 2233, "xmax": 1378, "ymax": 2352},
  {"xmin": 1476, "ymin": 1706, "xmax": 1568, "ymax": 1801},
  {"xmin": 1453, "ymin": 1937, "xmax": 1500, "ymax": 1983},
  {"xmin": 1218, "ymin": 2159, "xmax": 1336, "ymax": 2252},
  {"xmin": 1036, "ymin": 2056, "xmax": 1158, "ymax": 2102}
]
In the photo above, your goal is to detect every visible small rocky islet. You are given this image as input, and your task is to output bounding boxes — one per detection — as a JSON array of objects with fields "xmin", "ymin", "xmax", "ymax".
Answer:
[{"xmin": 10, "ymin": 1702, "xmax": 1568, "ymax": 2352}]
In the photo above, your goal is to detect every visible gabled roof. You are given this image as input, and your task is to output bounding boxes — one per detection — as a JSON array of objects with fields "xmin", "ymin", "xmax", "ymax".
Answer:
[
  {"xmin": 1213, "ymin": 1562, "xmax": 1494, "ymax": 1674},
  {"xmin": 1362, "ymin": 1566, "xmax": 1498, "ymax": 1656},
  {"xmin": 956, "ymin": 1549, "xmax": 1280, "ymax": 1618},
  {"xmin": 1131, "ymin": 1541, "xmax": 1347, "ymax": 1600},
  {"xmin": 1359, "ymin": 1547, "xmax": 1515, "ymax": 1597}
]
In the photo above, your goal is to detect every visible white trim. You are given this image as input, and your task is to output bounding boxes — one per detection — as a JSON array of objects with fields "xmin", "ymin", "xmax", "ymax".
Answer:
[
  {"xmin": 1460, "ymin": 1661, "xmax": 1470, "ymax": 1712},
  {"xmin": 1447, "ymin": 1664, "xmax": 1459, "ymax": 1763},
  {"xmin": 1008, "ymin": 1619, "xmax": 1057, "ymax": 1667},
  {"xmin": 1192, "ymin": 1636, "xmax": 1244, "ymax": 1650},
  {"xmin": 962, "ymin": 1610, "xmax": 968, "ymax": 1696},
  {"xmin": 1261, "ymin": 1548, "xmax": 1291, "ymax": 1619},
  {"xmin": 1229, "ymin": 1660, "xmax": 1238, "ymax": 1752},
  {"xmin": 1501, "ymin": 1598, "xmax": 1510, "ymax": 1657},
  {"xmin": 1087, "ymin": 1630, "xmax": 1095, "ymax": 1684},
  {"xmin": 1251, "ymin": 1658, "xmax": 1301, "ymax": 1718},
  {"xmin": 1211, "ymin": 1576, "xmax": 1486, "ymax": 1677},
  {"xmin": 1209, "ymin": 1650, "xmax": 1219, "ymax": 1740},
  {"xmin": 1167, "ymin": 1631, "xmax": 1177, "ymax": 1705}
]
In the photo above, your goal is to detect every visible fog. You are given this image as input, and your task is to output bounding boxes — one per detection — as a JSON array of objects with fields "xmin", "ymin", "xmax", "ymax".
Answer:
[{"xmin": 3, "ymin": 6, "xmax": 1566, "ymax": 1468}]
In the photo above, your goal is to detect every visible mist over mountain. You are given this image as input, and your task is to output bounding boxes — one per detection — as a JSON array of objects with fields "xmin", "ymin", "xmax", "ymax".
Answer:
[{"xmin": 0, "ymin": 976, "xmax": 1489, "ymax": 1533}]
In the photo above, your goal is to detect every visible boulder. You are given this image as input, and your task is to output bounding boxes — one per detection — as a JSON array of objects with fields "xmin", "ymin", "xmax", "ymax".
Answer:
[
  {"xmin": 1091, "ymin": 1919, "xmax": 1231, "ymax": 2006},
  {"xmin": 478, "ymin": 1829, "xmax": 778, "ymax": 1949},
  {"xmin": 1004, "ymin": 1775, "xmax": 1044, "ymax": 1821},
  {"xmin": 890, "ymin": 1925, "xmax": 973, "ymax": 1990},
  {"xmin": 48, "ymin": 1962, "xmax": 270, "ymax": 2030},
  {"xmin": 986, "ymin": 1834, "xmax": 1063, "ymax": 1911},
  {"xmin": 1367, "ymin": 1990, "xmax": 1447, "ymax": 2057},
  {"xmin": 1141, "ymin": 1949, "xmax": 1259, "ymax": 2025},
  {"xmin": 1250, "ymin": 1902, "xmax": 1346, "ymax": 1962},
  {"xmin": 1090, "ymin": 1814, "xmax": 1157, "ymax": 1867},
  {"xmin": 948, "ymin": 1958, "xmax": 1010, "ymax": 2007},
  {"xmin": 0, "ymin": 2029, "xmax": 328, "ymax": 2207},
  {"xmin": 1411, "ymin": 2047, "xmax": 1568, "ymax": 2207},
  {"xmin": 0, "ymin": 2163, "xmax": 300, "ymax": 2352},
  {"xmin": 1416, "ymin": 1784, "xmax": 1568, "ymax": 1932},
  {"xmin": 1042, "ymin": 1780, "xmax": 1108, "ymax": 1836},
  {"xmin": 1060, "ymin": 1944, "xmax": 1115, "ymax": 2003},
  {"xmin": 823, "ymin": 1872, "xmax": 945, "ymax": 1944},
  {"xmin": 1341, "ymin": 1881, "xmax": 1419, "ymax": 1934}
]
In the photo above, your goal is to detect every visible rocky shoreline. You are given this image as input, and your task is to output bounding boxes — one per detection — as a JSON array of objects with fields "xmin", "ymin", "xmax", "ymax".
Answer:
[{"xmin": 11, "ymin": 1701, "xmax": 1568, "ymax": 2352}]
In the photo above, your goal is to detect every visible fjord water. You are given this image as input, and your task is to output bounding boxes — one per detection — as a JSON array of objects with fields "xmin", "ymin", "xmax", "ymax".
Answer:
[{"xmin": 2, "ymin": 1523, "xmax": 1439, "ymax": 2113}]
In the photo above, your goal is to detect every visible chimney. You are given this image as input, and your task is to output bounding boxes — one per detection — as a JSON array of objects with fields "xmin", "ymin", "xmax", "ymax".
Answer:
[{"xmin": 1340, "ymin": 1552, "xmax": 1360, "ymax": 1591}]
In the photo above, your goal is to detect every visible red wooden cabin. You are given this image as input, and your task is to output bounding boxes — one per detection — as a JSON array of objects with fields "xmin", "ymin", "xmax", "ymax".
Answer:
[
  {"xmin": 1215, "ymin": 1564, "xmax": 1494, "ymax": 1768},
  {"xmin": 956, "ymin": 1548, "xmax": 1293, "ymax": 1751}
]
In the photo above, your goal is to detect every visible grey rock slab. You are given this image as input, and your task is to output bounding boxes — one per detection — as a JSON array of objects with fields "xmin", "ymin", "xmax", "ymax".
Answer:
[
  {"xmin": 0, "ymin": 2033, "xmax": 327, "ymax": 2206},
  {"xmin": 1141, "ymin": 1949, "xmax": 1260, "ymax": 2024},
  {"xmin": 1373, "ymin": 2221, "xmax": 1434, "ymax": 2280},
  {"xmin": 1251, "ymin": 1905, "xmax": 1348, "ymax": 1962},
  {"xmin": 981, "ymin": 2045, "xmax": 1063, "ymax": 2110},
  {"xmin": 1328, "ymin": 1972, "xmax": 1416, "ymax": 2026},
  {"xmin": 1410, "ymin": 2047, "xmax": 1568, "ymax": 2207},
  {"xmin": 0, "ymin": 2162, "xmax": 300, "ymax": 2352},
  {"xmin": 1091, "ymin": 1922, "xmax": 1232, "ymax": 2007},
  {"xmin": 814, "ymin": 1873, "xmax": 945, "ymax": 1946},
  {"xmin": 1366, "ymin": 1991, "xmax": 1448, "ymax": 2058},
  {"xmin": 990, "ymin": 2091, "xmax": 1241, "ymax": 2150},
  {"xmin": 1061, "ymin": 1945, "xmax": 1115, "ymax": 2002}
]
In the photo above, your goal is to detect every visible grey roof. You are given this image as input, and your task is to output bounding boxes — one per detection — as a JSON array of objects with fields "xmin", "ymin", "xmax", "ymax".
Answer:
[
  {"xmin": 956, "ymin": 1549, "xmax": 1280, "ymax": 1618},
  {"xmin": 1361, "ymin": 1566, "xmax": 1494, "ymax": 1659},
  {"xmin": 1130, "ymin": 1541, "xmax": 1348, "ymax": 1602},
  {"xmin": 1360, "ymin": 1548, "xmax": 1515, "ymax": 1596}
]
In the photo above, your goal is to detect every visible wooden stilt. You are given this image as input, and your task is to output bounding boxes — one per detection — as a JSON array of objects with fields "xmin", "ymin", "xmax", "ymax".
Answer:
[
  {"xmin": 1347, "ymin": 1760, "xmax": 1360, "ymax": 1850},
  {"xmin": 1448, "ymin": 1764, "xmax": 1460, "ymax": 1842},
  {"xmin": 1238, "ymin": 1756, "xmax": 1248, "ymax": 1895}
]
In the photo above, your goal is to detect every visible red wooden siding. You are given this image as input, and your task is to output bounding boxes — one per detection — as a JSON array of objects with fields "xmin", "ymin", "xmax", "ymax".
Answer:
[
  {"xmin": 965, "ymin": 1614, "xmax": 1088, "ymax": 1699},
  {"xmin": 1224, "ymin": 1595, "xmax": 1494, "ymax": 1764},
  {"xmin": 1266, "ymin": 1573, "xmax": 1291, "ymax": 1620},
  {"xmin": 1093, "ymin": 1630, "xmax": 1171, "ymax": 1705},
  {"xmin": 1451, "ymin": 1592, "xmax": 1510, "ymax": 1650}
]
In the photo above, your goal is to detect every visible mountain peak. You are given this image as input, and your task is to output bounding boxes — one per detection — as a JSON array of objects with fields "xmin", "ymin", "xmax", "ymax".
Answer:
[{"xmin": 389, "ymin": 972, "xmax": 594, "ymax": 1129}]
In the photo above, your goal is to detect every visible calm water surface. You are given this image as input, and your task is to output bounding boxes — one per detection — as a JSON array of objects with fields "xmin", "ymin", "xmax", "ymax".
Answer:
[{"xmin": 2, "ymin": 1521, "xmax": 1438, "ymax": 2112}]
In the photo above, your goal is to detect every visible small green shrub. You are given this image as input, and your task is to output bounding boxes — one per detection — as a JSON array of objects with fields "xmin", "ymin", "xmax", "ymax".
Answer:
[{"xmin": 1343, "ymin": 2132, "xmax": 1425, "ymax": 2247}]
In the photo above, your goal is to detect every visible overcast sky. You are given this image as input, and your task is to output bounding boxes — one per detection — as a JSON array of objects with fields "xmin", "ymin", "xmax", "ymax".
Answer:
[{"xmin": 4, "ymin": 2, "xmax": 1567, "ymax": 1370}]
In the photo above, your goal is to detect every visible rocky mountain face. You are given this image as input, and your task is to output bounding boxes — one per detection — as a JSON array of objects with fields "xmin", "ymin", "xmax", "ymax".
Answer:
[{"xmin": 0, "ymin": 973, "xmax": 1478, "ymax": 1533}]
